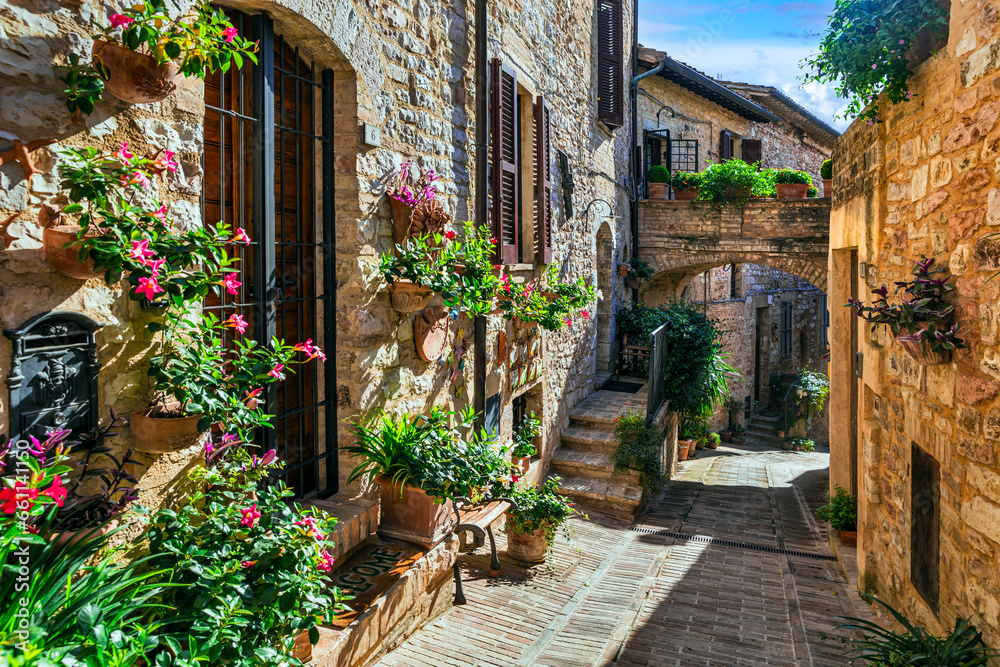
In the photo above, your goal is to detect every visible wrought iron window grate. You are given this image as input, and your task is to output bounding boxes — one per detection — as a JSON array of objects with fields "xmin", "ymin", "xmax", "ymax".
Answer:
[{"xmin": 643, "ymin": 129, "xmax": 698, "ymax": 198}]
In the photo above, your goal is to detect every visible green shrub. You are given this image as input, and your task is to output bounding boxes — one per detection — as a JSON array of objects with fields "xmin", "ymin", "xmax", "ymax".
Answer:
[
  {"xmin": 820, "ymin": 159, "xmax": 832, "ymax": 180},
  {"xmin": 671, "ymin": 171, "xmax": 701, "ymax": 189},
  {"xmin": 512, "ymin": 412, "xmax": 541, "ymax": 458},
  {"xmin": 612, "ymin": 407, "xmax": 664, "ymax": 492},
  {"xmin": 752, "ymin": 168, "xmax": 777, "ymax": 198},
  {"xmin": 786, "ymin": 436, "xmax": 815, "ymax": 452},
  {"xmin": 707, "ymin": 432, "xmax": 721, "ymax": 446},
  {"xmin": 807, "ymin": 185, "xmax": 818, "ymax": 197},
  {"xmin": 647, "ymin": 165, "xmax": 669, "ymax": 183},
  {"xmin": 794, "ymin": 370, "xmax": 830, "ymax": 411},
  {"xmin": 816, "ymin": 484, "xmax": 857, "ymax": 531},
  {"xmin": 698, "ymin": 159, "xmax": 758, "ymax": 209},
  {"xmin": 505, "ymin": 477, "xmax": 580, "ymax": 550},
  {"xmin": 773, "ymin": 168, "xmax": 812, "ymax": 185}
]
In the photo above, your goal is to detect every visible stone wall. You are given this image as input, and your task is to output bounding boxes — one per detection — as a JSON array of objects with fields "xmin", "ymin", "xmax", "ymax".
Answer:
[
  {"xmin": 0, "ymin": 0, "xmax": 633, "ymax": 541},
  {"xmin": 829, "ymin": 0, "xmax": 1000, "ymax": 642}
]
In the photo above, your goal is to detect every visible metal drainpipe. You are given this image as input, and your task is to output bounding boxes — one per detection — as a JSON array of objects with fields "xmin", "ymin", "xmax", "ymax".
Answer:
[{"xmin": 473, "ymin": 0, "xmax": 488, "ymax": 423}]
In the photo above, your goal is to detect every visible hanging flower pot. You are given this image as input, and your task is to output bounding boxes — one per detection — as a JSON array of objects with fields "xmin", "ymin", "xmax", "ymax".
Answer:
[
  {"xmin": 130, "ymin": 403, "xmax": 208, "ymax": 454},
  {"xmin": 775, "ymin": 183, "xmax": 810, "ymax": 198},
  {"xmin": 389, "ymin": 197, "xmax": 416, "ymax": 245},
  {"xmin": 505, "ymin": 523, "xmax": 548, "ymax": 563},
  {"xmin": 92, "ymin": 40, "xmax": 182, "ymax": 104},
  {"xmin": 43, "ymin": 226, "xmax": 104, "ymax": 280},
  {"xmin": 617, "ymin": 265, "xmax": 629, "ymax": 277},
  {"xmin": 627, "ymin": 277, "xmax": 642, "ymax": 290},
  {"xmin": 896, "ymin": 321, "xmax": 952, "ymax": 365},
  {"xmin": 388, "ymin": 280, "xmax": 435, "ymax": 313},
  {"xmin": 674, "ymin": 187, "xmax": 699, "ymax": 201}
]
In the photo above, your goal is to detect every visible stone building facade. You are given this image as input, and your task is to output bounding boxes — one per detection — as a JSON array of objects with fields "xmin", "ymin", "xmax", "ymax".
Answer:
[
  {"xmin": 828, "ymin": 0, "xmax": 1000, "ymax": 644},
  {"xmin": 0, "ymin": 0, "xmax": 633, "ymax": 567}
]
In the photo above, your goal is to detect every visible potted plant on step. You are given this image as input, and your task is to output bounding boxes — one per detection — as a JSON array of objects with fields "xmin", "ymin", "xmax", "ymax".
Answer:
[
  {"xmin": 346, "ymin": 406, "xmax": 518, "ymax": 548},
  {"xmin": 705, "ymin": 432, "xmax": 721, "ymax": 450},
  {"xmin": 504, "ymin": 477, "xmax": 579, "ymax": 563},
  {"xmin": 848, "ymin": 256, "xmax": 965, "ymax": 365},
  {"xmin": 820, "ymin": 159, "xmax": 832, "ymax": 198},
  {"xmin": 511, "ymin": 412, "xmax": 541, "ymax": 475},
  {"xmin": 646, "ymin": 165, "xmax": 669, "ymax": 199},
  {"xmin": 671, "ymin": 171, "xmax": 701, "ymax": 201},
  {"xmin": 816, "ymin": 484, "xmax": 858, "ymax": 546},
  {"xmin": 731, "ymin": 424, "xmax": 746, "ymax": 444},
  {"xmin": 773, "ymin": 168, "xmax": 812, "ymax": 198}
]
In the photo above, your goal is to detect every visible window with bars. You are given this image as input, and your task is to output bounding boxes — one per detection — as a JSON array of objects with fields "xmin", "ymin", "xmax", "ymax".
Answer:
[
  {"xmin": 780, "ymin": 301, "xmax": 793, "ymax": 358},
  {"xmin": 643, "ymin": 130, "xmax": 698, "ymax": 198},
  {"xmin": 202, "ymin": 10, "xmax": 337, "ymax": 499},
  {"xmin": 490, "ymin": 58, "xmax": 553, "ymax": 265},
  {"xmin": 596, "ymin": 0, "xmax": 624, "ymax": 128},
  {"xmin": 730, "ymin": 265, "xmax": 740, "ymax": 299}
]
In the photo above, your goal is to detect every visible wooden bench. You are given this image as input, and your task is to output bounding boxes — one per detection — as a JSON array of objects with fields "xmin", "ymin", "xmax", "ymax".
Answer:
[{"xmin": 450, "ymin": 496, "xmax": 517, "ymax": 605}]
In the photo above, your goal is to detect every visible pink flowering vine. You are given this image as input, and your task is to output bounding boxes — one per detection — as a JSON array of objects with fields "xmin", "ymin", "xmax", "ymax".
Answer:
[
  {"xmin": 221, "ymin": 27, "xmax": 239, "ymax": 43},
  {"xmin": 317, "ymin": 549, "xmax": 336, "ymax": 572},
  {"xmin": 239, "ymin": 503, "xmax": 261, "ymax": 528},
  {"xmin": 269, "ymin": 363, "xmax": 285, "ymax": 380},
  {"xmin": 223, "ymin": 273, "xmax": 242, "ymax": 296},
  {"xmin": 294, "ymin": 339, "xmax": 326, "ymax": 361},
  {"xmin": 108, "ymin": 14, "xmax": 134, "ymax": 28},
  {"xmin": 233, "ymin": 227, "xmax": 251, "ymax": 244},
  {"xmin": 227, "ymin": 313, "xmax": 249, "ymax": 333},
  {"xmin": 114, "ymin": 141, "xmax": 134, "ymax": 161},
  {"xmin": 136, "ymin": 276, "xmax": 164, "ymax": 300}
]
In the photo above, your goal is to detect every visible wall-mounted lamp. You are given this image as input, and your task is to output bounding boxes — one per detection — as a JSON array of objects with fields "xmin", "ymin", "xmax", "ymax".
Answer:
[
  {"xmin": 580, "ymin": 198, "xmax": 619, "ymax": 222},
  {"xmin": 656, "ymin": 105, "xmax": 676, "ymax": 126}
]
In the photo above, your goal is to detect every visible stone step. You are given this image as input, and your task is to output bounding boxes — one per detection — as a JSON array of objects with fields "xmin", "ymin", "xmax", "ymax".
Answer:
[
  {"xmin": 746, "ymin": 425, "xmax": 779, "ymax": 438},
  {"xmin": 551, "ymin": 473, "xmax": 643, "ymax": 516},
  {"xmin": 568, "ymin": 410, "xmax": 618, "ymax": 430},
  {"xmin": 752, "ymin": 413, "xmax": 781, "ymax": 423},
  {"xmin": 550, "ymin": 448, "xmax": 642, "ymax": 485},
  {"xmin": 560, "ymin": 424, "xmax": 619, "ymax": 453},
  {"xmin": 307, "ymin": 495, "xmax": 379, "ymax": 563}
]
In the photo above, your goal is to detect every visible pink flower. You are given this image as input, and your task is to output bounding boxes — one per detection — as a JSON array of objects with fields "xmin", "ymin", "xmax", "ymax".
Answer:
[
  {"xmin": 145, "ymin": 258, "xmax": 166, "ymax": 277},
  {"xmin": 240, "ymin": 503, "xmax": 261, "ymax": 528},
  {"xmin": 295, "ymin": 515, "xmax": 327, "ymax": 541},
  {"xmin": 221, "ymin": 26, "xmax": 239, "ymax": 43},
  {"xmin": 233, "ymin": 227, "xmax": 250, "ymax": 244},
  {"xmin": 114, "ymin": 141, "xmax": 134, "ymax": 161},
  {"xmin": 294, "ymin": 339, "xmax": 326, "ymax": 361},
  {"xmin": 223, "ymin": 273, "xmax": 242, "ymax": 296},
  {"xmin": 129, "ymin": 239, "xmax": 154, "ymax": 261},
  {"xmin": 563, "ymin": 318, "xmax": 572, "ymax": 326},
  {"xmin": 872, "ymin": 64, "xmax": 877, "ymax": 70},
  {"xmin": 269, "ymin": 363, "xmax": 285, "ymax": 380},
  {"xmin": 245, "ymin": 387, "xmax": 262, "ymax": 402},
  {"xmin": 136, "ymin": 276, "xmax": 164, "ymax": 300},
  {"xmin": 108, "ymin": 13, "xmax": 134, "ymax": 28},
  {"xmin": 221, "ymin": 433, "xmax": 239, "ymax": 446},
  {"xmin": 581, "ymin": 309, "xmax": 590, "ymax": 319},
  {"xmin": 444, "ymin": 230, "xmax": 456, "ymax": 241},
  {"xmin": 162, "ymin": 150, "xmax": 179, "ymax": 173},
  {"xmin": 227, "ymin": 313, "xmax": 249, "ymax": 333},
  {"xmin": 241, "ymin": 560, "xmax": 256, "ymax": 569},
  {"xmin": 42, "ymin": 475, "xmax": 67, "ymax": 507},
  {"xmin": 150, "ymin": 204, "xmax": 168, "ymax": 221},
  {"xmin": 317, "ymin": 549, "xmax": 336, "ymax": 572},
  {"xmin": 123, "ymin": 170, "xmax": 151, "ymax": 189}
]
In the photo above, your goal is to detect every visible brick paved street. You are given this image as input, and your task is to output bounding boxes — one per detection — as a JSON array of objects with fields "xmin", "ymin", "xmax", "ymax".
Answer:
[{"xmin": 372, "ymin": 439, "xmax": 871, "ymax": 667}]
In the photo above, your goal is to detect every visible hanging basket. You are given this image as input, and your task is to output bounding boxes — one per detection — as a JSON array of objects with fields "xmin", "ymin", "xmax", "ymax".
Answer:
[
  {"xmin": 896, "ymin": 321, "xmax": 952, "ymax": 365},
  {"xmin": 130, "ymin": 403, "xmax": 208, "ymax": 454},
  {"xmin": 93, "ymin": 40, "xmax": 182, "ymax": 104},
  {"xmin": 43, "ymin": 226, "xmax": 103, "ymax": 280},
  {"xmin": 388, "ymin": 280, "xmax": 435, "ymax": 313}
]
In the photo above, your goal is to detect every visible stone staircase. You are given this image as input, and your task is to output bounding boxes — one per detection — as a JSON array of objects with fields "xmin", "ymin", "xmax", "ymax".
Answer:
[
  {"xmin": 745, "ymin": 411, "xmax": 785, "ymax": 447},
  {"xmin": 548, "ymin": 393, "xmax": 644, "ymax": 517}
]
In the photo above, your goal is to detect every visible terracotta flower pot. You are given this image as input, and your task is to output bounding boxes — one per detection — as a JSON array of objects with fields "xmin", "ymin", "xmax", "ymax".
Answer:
[
  {"xmin": 291, "ymin": 630, "xmax": 312, "ymax": 662},
  {"xmin": 375, "ymin": 474, "xmax": 454, "ymax": 548},
  {"xmin": 389, "ymin": 197, "xmax": 416, "ymax": 245},
  {"xmin": 49, "ymin": 519, "xmax": 120, "ymax": 547},
  {"xmin": 674, "ymin": 187, "xmax": 699, "ymax": 201},
  {"xmin": 838, "ymin": 529, "xmax": 858, "ymax": 547},
  {"xmin": 720, "ymin": 430, "xmax": 732, "ymax": 443},
  {"xmin": 706, "ymin": 439, "xmax": 718, "ymax": 450},
  {"xmin": 822, "ymin": 178, "xmax": 832, "ymax": 199},
  {"xmin": 775, "ymin": 183, "xmax": 809, "ymax": 199},
  {"xmin": 648, "ymin": 182, "xmax": 667, "ymax": 199},
  {"xmin": 44, "ymin": 226, "xmax": 103, "ymax": 280},
  {"xmin": 130, "ymin": 403, "xmax": 208, "ymax": 454},
  {"xmin": 388, "ymin": 280, "xmax": 435, "ymax": 313},
  {"xmin": 687, "ymin": 440, "xmax": 697, "ymax": 459},
  {"xmin": 505, "ymin": 523, "xmax": 548, "ymax": 563},
  {"xmin": 782, "ymin": 441, "xmax": 794, "ymax": 451},
  {"xmin": 896, "ymin": 321, "xmax": 952, "ymax": 365},
  {"xmin": 731, "ymin": 436, "xmax": 745, "ymax": 444},
  {"xmin": 677, "ymin": 440, "xmax": 691, "ymax": 461},
  {"xmin": 514, "ymin": 455, "xmax": 531, "ymax": 475},
  {"xmin": 617, "ymin": 265, "xmax": 629, "ymax": 277},
  {"xmin": 92, "ymin": 40, "xmax": 182, "ymax": 104},
  {"xmin": 694, "ymin": 440, "xmax": 705, "ymax": 450}
]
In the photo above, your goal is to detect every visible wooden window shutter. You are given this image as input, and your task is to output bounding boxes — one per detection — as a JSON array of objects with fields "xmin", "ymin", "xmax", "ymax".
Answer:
[
  {"xmin": 491, "ymin": 58, "xmax": 519, "ymax": 264},
  {"xmin": 741, "ymin": 139, "xmax": 762, "ymax": 166},
  {"xmin": 597, "ymin": 0, "xmax": 624, "ymax": 128},
  {"xmin": 534, "ymin": 96, "xmax": 553, "ymax": 264},
  {"xmin": 720, "ymin": 130, "xmax": 732, "ymax": 161}
]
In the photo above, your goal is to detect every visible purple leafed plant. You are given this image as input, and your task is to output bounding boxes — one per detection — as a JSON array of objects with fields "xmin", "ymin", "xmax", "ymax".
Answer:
[{"xmin": 847, "ymin": 257, "xmax": 965, "ymax": 354}]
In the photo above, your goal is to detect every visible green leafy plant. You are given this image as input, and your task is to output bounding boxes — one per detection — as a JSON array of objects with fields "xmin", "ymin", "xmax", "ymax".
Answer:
[
  {"xmin": 147, "ymin": 458, "xmax": 346, "ymax": 666},
  {"xmin": 806, "ymin": 185, "xmax": 818, "ymax": 197},
  {"xmin": 786, "ymin": 436, "xmax": 815, "ymax": 452},
  {"xmin": 706, "ymin": 432, "xmax": 721, "ymax": 447},
  {"xmin": 346, "ymin": 406, "xmax": 518, "ymax": 503},
  {"xmin": 773, "ymin": 168, "xmax": 812, "ymax": 185},
  {"xmin": 61, "ymin": 0, "xmax": 258, "ymax": 119},
  {"xmin": 497, "ymin": 266, "xmax": 596, "ymax": 331},
  {"xmin": 512, "ymin": 412, "xmax": 541, "ymax": 459},
  {"xmin": 820, "ymin": 159, "xmax": 832, "ymax": 180},
  {"xmin": 816, "ymin": 484, "xmax": 857, "ymax": 531},
  {"xmin": 838, "ymin": 595, "xmax": 999, "ymax": 666},
  {"xmin": 504, "ymin": 477, "xmax": 580, "ymax": 550},
  {"xmin": 752, "ymin": 168, "xmax": 777, "ymax": 198},
  {"xmin": 698, "ymin": 159, "xmax": 758, "ymax": 210},
  {"xmin": 803, "ymin": 0, "xmax": 949, "ymax": 124},
  {"xmin": 612, "ymin": 407, "xmax": 663, "ymax": 491},
  {"xmin": 624, "ymin": 257, "xmax": 654, "ymax": 284},
  {"xmin": 793, "ymin": 370, "xmax": 830, "ymax": 412},
  {"xmin": 646, "ymin": 165, "xmax": 669, "ymax": 184},
  {"xmin": 848, "ymin": 257, "xmax": 965, "ymax": 354},
  {"xmin": 670, "ymin": 171, "xmax": 701, "ymax": 189}
]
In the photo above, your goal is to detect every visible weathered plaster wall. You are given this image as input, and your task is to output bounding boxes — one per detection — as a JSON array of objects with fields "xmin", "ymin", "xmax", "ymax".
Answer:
[{"xmin": 829, "ymin": 0, "xmax": 1000, "ymax": 642}]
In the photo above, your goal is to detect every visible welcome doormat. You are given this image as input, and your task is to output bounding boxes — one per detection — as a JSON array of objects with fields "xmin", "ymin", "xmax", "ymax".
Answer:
[
  {"xmin": 328, "ymin": 541, "xmax": 424, "ymax": 628},
  {"xmin": 602, "ymin": 380, "xmax": 644, "ymax": 394}
]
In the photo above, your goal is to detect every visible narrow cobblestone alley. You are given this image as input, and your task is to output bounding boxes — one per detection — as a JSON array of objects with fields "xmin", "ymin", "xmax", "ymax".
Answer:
[{"xmin": 372, "ymin": 438, "xmax": 871, "ymax": 667}]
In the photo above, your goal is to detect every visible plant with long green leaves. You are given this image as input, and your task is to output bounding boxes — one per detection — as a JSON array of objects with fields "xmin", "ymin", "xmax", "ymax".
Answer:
[
  {"xmin": 803, "ymin": 0, "xmax": 949, "ymax": 124},
  {"xmin": 838, "ymin": 595, "xmax": 999, "ymax": 665}
]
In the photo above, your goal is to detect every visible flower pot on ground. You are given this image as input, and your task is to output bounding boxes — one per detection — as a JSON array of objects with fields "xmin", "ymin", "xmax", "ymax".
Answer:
[
  {"xmin": 687, "ymin": 440, "xmax": 697, "ymax": 459},
  {"xmin": 389, "ymin": 280, "xmax": 435, "ymax": 313},
  {"xmin": 677, "ymin": 439, "xmax": 692, "ymax": 461},
  {"xmin": 731, "ymin": 436, "xmax": 745, "ymax": 444},
  {"xmin": 43, "ymin": 225, "xmax": 103, "ymax": 280},
  {"xmin": 506, "ymin": 525, "xmax": 548, "ymax": 562},
  {"xmin": 376, "ymin": 474, "xmax": 455, "ymax": 548},
  {"xmin": 816, "ymin": 484, "xmax": 858, "ymax": 543},
  {"xmin": 92, "ymin": 39, "xmax": 182, "ymax": 104},
  {"xmin": 504, "ymin": 477, "xmax": 579, "ymax": 564},
  {"xmin": 719, "ymin": 430, "xmax": 732, "ymax": 443},
  {"xmin": 705, "ymin": 432, "xmax": 720, "ymax": 450},
  {"xmin": 130, "ymin": 403, "xmax": 208, "ymax": 454},
  {"xmin": 838, "ymin": 529, "xmax": 858, "ymax": 546},
  {"xmin": 782, "ymin": 440, "xmax": 794, "ymax": 451}
]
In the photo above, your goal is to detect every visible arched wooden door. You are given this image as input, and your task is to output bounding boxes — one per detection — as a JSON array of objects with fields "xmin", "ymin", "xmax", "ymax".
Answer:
[{"xmin": 202, "ymin": 10, "xmax": 337, "ymax": 498}]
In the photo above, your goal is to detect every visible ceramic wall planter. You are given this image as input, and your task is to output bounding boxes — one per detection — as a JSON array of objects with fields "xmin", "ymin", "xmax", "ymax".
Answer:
[
  {"xmin": 514, "ymin": 455, "xmax": 531, "ymax": 475},
  {"xmin": 415, "ymin": 306, "xmax": 449, "ymax": 362},
  {"xmin": 822, "ymin": 178, "xmax": 832, "ymax": 199},
  {"xmin": 673, "ymin": 187, "xmax": 699, "ymax": 201},
  {"xmin": 375, "ymin": 474, "xmax": 454, "ymax": 548},
  {"xmin": 92, "ymin": 40, "xmax": 182, "ymax": 104},
  {"xmin": 838, "ymin": 529, "xmax": 858, "ymax": 546},
  {"xmin": 505, "ymin": 523, "xmax": 548, "ymax": 563},
  {"xmin": 896, "ymin": 321, "xmax": 952, "ymax": 365},
  {"xmin": 44, "ymin": 226, "xmax": 103, "ymax": 280},
  {"xmin": 389, "ymin": 198, "xmax": 415, "ymax": 245},
  {"xmin": 291, "ymin": 630, "xmax": 312, "ymax": 662},
  {"xmin": 648, "ymin": 182, "xmax": 667, "ymax": 199},
  {"xmin": 627, "ymin": 277, "xmax": 641, "ymax": 290},
  {"xmin": 389, "ymin": 281, "xmax": 435, "ymax": 313},
  {"xmin": 130, "ymin": 403, "xmax": 208, "ymax": 454},
  {"xmin": 775, "ymin": 183, "xmax": 809, "ymax": 198}
]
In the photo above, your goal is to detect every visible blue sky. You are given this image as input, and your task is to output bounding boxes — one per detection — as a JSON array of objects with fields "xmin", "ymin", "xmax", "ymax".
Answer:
[{"xmin": 638, "ymin": 0, "xmax": 853, "ymax": 131}]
